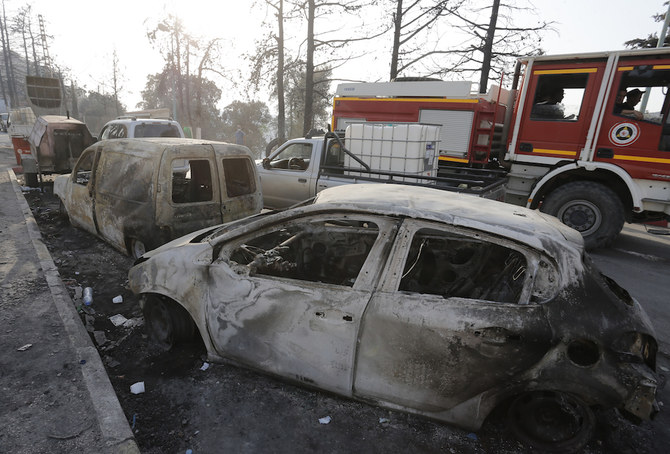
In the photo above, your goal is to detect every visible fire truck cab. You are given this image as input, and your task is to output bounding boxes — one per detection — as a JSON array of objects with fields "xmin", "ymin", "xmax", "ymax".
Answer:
[{"xmin": 332, "ymin": 48, "xmax": 670, "ymax": 249}]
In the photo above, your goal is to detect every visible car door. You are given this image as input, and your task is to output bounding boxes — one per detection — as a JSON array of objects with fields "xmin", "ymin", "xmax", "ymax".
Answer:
[
  {"xmin": 513, "ymin": 61, "xmax": 606, "ymax": 160},
  {"xmin": 65, "ymin": 147, "xmax": 100, "ymax": 236},
  {"xmin": 259, "ymin": 140, "xmax": 318, "ymax": 209},
  {"xmin": 354, "ymin": 220, "xmax": 555, "ymax": 412},
  {"xmin": 206, "ymin": 213, "xmax": 398, "ymax": 395},
  {"xmin": 156, "ymin": 144, "xmax": 224, "ymax": 239},
  {"xmin": 216, "ymin": 155, "xmax": 262, "ymax": 223}
]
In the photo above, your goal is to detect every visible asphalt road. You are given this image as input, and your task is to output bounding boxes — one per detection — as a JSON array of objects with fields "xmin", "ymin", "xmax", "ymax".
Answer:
[{"xmin": 590, "ymin": 224, "xmax": 670, "ymax": 354}]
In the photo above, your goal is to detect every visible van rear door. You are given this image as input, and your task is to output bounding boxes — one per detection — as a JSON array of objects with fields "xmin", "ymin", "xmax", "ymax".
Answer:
[{"xmin": 157, "ymin": 144, "xmax": 224, "ymax": 239}]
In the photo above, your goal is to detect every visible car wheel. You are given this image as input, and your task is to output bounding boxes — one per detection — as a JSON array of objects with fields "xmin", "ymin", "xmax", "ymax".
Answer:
[
  {"xmin": 25, "ymin": 172, "xmax": 38, "ymax": 188},
  {"xmin": 143, "ymin": 296, "xmax": 196, "ymax": 351},
  {"xmin": 540, "ymin": 181, "xmax": 624, "ymax": 250},
  {"xmin": 130, "ymin": 238, "xmax": 146, "ymax": 259},
  {"xmin": 507, "ymin": 391, "xmax": 595, "ymax": 453}
]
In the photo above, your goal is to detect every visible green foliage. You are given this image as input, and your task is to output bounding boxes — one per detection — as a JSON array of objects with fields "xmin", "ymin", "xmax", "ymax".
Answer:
[
  {"xmin": 625, "ymin": 2, "xmax": 670, "ymax": 48},
  {"xmin": 220, "ymin": 100, "xmax": 273, "ymax": 158}
]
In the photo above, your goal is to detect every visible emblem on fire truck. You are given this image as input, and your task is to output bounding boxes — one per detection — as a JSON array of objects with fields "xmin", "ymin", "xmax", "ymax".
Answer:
[{"xmin": 609, "ymin": 122, "xmax": 639, "ymax": 147}]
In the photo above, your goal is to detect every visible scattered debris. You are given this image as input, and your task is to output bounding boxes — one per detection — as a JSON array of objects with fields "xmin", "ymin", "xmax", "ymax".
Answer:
[
  {"xmin": 109, "ymin": 314, "xmax": 128, "ymax": 327},
  {"xmin": 94, "ymin": 331, "xmax": 108, "ymax": 346},
  {"xmin": 83, "ymin": 287, "xmax": 93, "ymax": 306},
  {"xmin": 200, "ymin": 362, "xmax": 210, "ymax": 371},
  {"xmin": 467, "ymin": 433, "xmax": 478, "ymax": 441},
  {"xmin": 17, "ymin": 343, "xmax": 33, "ymax": 352},
  {"xmin": 122, "ymin": 317, "xmax": 143, "ymax": 329},
  {"xmin": 130, "ymin": 382, "xmax": 145, "ymax": 394},
  {"xmin": 379, "ymin": 417, "xmax": 389, "ymax": 424},
  {"xmin": 318, "ymin": 416, "xmax": 332, "ymax": 425},
  {"xmin": 112, "ymin": 295, "xmax": 123, "ymax": 304}
]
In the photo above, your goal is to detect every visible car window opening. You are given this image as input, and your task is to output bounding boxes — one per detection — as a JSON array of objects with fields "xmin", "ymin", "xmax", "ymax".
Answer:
[
  {"xmin": 229, "ymin": 220, "xmax": 380, "ymax": 287},
  {"xmin": 399, "ymin": 229, "xmax": 527, "ymax": 303},
  {"xmin": 172, "ymin": 159, "xmax": 213, "ymax": 203}
]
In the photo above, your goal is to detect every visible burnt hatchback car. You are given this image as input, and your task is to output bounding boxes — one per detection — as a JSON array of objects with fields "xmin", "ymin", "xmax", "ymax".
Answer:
[{"xmin": 128, "ymin": 184, "xmax": 658, "ymax": 452}]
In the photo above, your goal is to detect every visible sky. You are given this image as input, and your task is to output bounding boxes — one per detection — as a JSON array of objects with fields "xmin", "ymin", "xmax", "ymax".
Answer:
[{"xmin": 8, "ymin": 0, "xmax": 666, "ymax": 113}]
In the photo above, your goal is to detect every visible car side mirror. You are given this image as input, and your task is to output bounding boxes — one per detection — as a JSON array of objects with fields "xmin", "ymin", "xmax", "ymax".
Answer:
[{"xmin": 262, "ymin": 158, "xmax": 271, "ymax": 169}]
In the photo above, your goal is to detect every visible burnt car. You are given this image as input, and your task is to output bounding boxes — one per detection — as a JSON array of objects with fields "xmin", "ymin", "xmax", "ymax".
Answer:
[
  {"xmin": 55, "ymin": 138, "xmax": 262, "ymax": 258},
  {"xmin": 128, "ymin": 184, "xmax": 658, "ymax": 452}
]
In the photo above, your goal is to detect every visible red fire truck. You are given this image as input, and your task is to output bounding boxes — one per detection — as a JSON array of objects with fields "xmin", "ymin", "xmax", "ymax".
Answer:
[{"xmin": 331, "ymin": 48, "xmax": 670, "ymax": 249}]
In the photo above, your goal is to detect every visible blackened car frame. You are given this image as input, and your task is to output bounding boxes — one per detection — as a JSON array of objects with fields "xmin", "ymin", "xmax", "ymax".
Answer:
[{"xmin": 129, "ymin": 183, "xmax": 658, "ymax": 453}]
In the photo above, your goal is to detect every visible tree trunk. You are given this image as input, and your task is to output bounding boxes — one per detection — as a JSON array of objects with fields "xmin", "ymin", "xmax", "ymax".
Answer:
[
  {"xmin": 185, "ymin": 40, "xmax": 193, "ymax": 130},
  {"xmin": 479, "ymin": 0, "xmax": 500, "ymax": 94},
  {"xmin": 277, "ymin": 0, "xmax": 286, "ymax": 140},
  {"xmin": 29, "ymin": 17, "xmax": 40, "ymax": 76},
  {"xmin": 303, "ymin": 0, "xmax": 315, "ymax": 135},
  {"xmin": 0, "ymin": 1, "xmax": 15, "ymax": 106},
  {"xmin": 390, "ymin": 0, "xmax": 403, "ymax": 80}
]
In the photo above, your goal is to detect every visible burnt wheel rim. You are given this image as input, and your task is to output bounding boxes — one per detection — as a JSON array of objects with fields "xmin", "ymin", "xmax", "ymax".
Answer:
[
  {"xmin": 508, "ymin": 391, "xmax": 593, "ymax": 451},
  {"xmin": 131, "ymin": 239, "xmax": 146, "ymax": 259},
  {"xmin": 147, "ymin": 301, "xmax": 174, "ymax": 350},
  {"xmin": 557, "ymin": 200, "xmax": 602, "ymax": 235}
]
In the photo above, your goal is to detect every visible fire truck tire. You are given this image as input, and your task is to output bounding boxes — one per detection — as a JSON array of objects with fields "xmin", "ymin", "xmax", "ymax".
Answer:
[
  {"xmin": 24, "ymin": 172, "xmax": 38, "ymax": 188},
  {"xmin": 541, "ymin": 181, "xmax": 624, "ymax": 250}
]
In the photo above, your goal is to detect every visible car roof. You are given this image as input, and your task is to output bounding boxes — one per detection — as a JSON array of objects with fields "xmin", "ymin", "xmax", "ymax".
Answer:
[
  {"xmin": 90, "ymin": 138, "xmax": 254, "ymax": 158},
  {"xmin": 312, "ymin": 184, "xmax": 584, "ymax": 254}
]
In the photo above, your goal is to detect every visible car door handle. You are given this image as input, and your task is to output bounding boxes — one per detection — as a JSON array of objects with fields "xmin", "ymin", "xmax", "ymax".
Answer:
[{"xmin": 298, "ymin": 178, "xmax": 307, "ymax": 183}]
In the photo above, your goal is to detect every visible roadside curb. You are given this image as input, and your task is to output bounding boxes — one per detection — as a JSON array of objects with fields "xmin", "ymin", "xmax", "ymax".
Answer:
[{"xmin": 8, "ymin": 169, "xmax": 140, "ymax": 454}]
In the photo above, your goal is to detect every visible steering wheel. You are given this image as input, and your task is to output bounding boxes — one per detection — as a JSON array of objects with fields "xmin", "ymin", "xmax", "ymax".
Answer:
[{"xmin": 288, "ymin": 157, "xmax": 305, "ymax": 170}]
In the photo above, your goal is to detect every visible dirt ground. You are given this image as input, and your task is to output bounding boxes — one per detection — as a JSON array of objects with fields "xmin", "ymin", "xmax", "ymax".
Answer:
[{"xmin": 22, "ymin": 178, "xmax": 669, "ymax": 454}]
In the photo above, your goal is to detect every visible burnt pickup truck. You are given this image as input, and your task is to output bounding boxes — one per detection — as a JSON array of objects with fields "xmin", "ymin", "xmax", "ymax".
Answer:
[{"xmin": 258, "ymin": 125, "xmax": 505, "ymax": 210}]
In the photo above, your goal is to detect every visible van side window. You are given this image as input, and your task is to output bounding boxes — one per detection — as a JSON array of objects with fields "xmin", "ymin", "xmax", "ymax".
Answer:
[
  {"xmin": 222, "ymin": 158, "xmax": 255, "ymax": 197},
  {"xmin": 73, "ymin": 150, "xmax": 95, "ymax": 185},
  {"xmin": 172, "ymin": 159, "xmax": 213, "ymax": 203},
  {"xmin": 530, "ymin": 73, "xmax": 588, "ymax": 122}
]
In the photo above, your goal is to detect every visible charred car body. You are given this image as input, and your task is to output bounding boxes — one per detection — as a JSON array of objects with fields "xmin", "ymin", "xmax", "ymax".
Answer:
[
  {"xmin": 128, "ymin": 184, "xmax": 658, "ymax": 452},
  {"xmin": 22, "ymin": 115, "xmax": 96, "ymax": 187},
  {"xmin": 54, "ymin": 138, "xmax": 262, "ymax": 258}
]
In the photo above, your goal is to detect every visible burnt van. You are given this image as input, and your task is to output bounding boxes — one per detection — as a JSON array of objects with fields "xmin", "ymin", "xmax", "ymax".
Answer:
[{"xmin": 54, "ymin": 138, "xmax": 262, "ymax": 258}]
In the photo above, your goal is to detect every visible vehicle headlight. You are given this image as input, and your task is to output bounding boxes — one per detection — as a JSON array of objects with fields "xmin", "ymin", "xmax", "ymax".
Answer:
[{"xmin": 614, "ymin": 332, "xmax": 657, "ymax": 371}]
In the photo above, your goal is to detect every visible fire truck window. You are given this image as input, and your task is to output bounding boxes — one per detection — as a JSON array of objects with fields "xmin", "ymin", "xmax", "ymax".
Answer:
[
  {"xmin": 530, "ymin": 74, "xmax": 587, "ymax": 122},
  {"xmin": 615, "ymin": 67, "xmax": 670, "ymax": 150}
]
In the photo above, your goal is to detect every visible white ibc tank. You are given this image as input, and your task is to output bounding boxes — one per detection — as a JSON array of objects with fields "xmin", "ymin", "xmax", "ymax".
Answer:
[{"xmin": 344, "ymin": 123, "xmax": 440, "ymax": 180}]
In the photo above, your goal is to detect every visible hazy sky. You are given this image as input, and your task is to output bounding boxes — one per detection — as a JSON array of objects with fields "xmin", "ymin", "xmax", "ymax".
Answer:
[{"xmin": 11, "ymin": 0, "xmax": 666, "ymax": 111}]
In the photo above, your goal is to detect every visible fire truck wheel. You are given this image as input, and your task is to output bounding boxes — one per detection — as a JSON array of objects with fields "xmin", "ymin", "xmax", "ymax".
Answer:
[
  {"xmin": 24, "ymin": 172, "xmax": 38, "ymax": 188},
  {"xmin": 541, "ymin": 181, "xmax": 624, "ymax": 250}
]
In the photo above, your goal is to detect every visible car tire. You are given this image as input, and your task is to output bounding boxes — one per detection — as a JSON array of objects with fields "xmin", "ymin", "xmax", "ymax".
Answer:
[
  {"xmin": 507, "ymin": 390, "xmax": 595, "ymax": 453},
  {"xmin": 143, "ymin": 296, "xmax": 196, "ymax": 351},
  {"xmin": 130, "ymin": 238, "xmax": 146, "ymax": 259},
  {"xmin": 540, "ymin": 181, "xmax": 624, "ymax": 250},
  {"xmin": 24, "ymin": 172, "xmax": 38, "ymax": 188}
]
